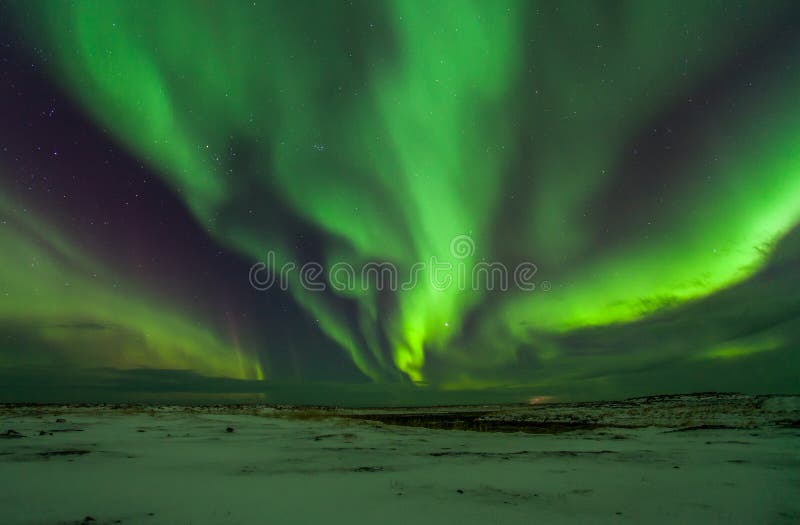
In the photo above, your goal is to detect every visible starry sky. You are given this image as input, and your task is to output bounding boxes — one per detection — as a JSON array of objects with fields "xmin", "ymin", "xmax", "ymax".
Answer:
[{"xmin": 1, "ymin": 1, "xmax": 799, "ymax": 405}]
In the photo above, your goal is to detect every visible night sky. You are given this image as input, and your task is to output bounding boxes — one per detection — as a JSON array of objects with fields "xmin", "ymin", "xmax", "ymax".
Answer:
[{"xmin": 1, "ymin": 1, "xmax": 799, "ymax": 405}]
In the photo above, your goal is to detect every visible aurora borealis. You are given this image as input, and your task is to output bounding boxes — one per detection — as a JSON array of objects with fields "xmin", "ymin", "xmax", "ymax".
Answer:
[{"xmin": 1, "ymin": 1, "xmax": 799, "ymax": 404}]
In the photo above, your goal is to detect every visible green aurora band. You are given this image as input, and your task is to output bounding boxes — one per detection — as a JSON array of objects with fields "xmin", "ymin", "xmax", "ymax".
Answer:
[
  {"xmin": 6, "ymin": 0, "xmax": 800, "ymax": 394},
  {"xmin": 0, "ymin": 190, "xmax": 263, "ymax": 380}
]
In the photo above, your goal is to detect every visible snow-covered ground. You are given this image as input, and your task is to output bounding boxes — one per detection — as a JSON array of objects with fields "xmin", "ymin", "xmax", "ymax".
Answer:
[{"xmin": 1, "ymin": 395, "xmax": 798, "ymax": 524}]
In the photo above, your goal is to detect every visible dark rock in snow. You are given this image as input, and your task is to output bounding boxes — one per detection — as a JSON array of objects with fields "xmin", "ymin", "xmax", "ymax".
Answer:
[
  {"xmin": 353, "ymin": 466, "xmax": 383, "ymax": 472},
  {"xmin": 38, "ymin": 449, "xmax": 91, "ymax": 457}
]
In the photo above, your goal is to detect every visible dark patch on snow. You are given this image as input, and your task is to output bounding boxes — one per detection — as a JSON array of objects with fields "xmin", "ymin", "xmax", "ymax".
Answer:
[
  {"xmin": 38, "ymin": 449, "xmax": 91, "ymax": 457},
  {"xmin": 353, "ymin": 465, "xmax": 383, "ymax": 472}
]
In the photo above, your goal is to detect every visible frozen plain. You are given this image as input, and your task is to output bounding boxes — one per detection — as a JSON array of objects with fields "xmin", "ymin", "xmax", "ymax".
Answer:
[{"xmin": 0, "ymin": 394, "xmax": 798, "ymax": 524}]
